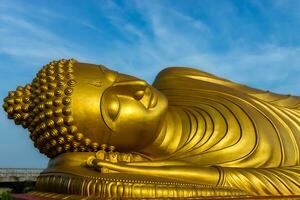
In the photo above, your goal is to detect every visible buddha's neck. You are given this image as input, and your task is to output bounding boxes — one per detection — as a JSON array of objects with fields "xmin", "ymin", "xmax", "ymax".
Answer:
[{"xmin": 140, "ymin": 106, "xmax": 193, "ymax": 160}]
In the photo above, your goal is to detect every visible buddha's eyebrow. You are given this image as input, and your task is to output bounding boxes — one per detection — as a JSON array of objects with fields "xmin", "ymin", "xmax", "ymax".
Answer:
[{"xmin": 88, "ymin": 80, "xmax": 103, "ymax": 87}]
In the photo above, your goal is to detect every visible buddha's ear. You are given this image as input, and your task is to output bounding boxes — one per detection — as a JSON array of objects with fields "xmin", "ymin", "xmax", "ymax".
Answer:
[
  {"xmin": 3, "ymin": 84, "xmax": 32, "ymax": 128},
  {"xmin": 100, "ymin": 90, "xmax": 118, "ymax": 132}
]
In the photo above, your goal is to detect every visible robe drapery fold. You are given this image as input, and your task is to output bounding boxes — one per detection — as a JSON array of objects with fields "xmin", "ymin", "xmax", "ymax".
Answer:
[{"xmin": 152, "ymin": 67, "xmax": 300, "ymax": 195}]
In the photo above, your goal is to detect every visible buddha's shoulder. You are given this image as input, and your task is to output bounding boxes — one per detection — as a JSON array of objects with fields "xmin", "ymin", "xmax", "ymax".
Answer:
[
  {"xmin": 155, "ymin": 67, "xmax": 300, "ymax": 109},
  {"xmin": 156, "ymin": 67, "xmax": 219, "ymax": 79}
]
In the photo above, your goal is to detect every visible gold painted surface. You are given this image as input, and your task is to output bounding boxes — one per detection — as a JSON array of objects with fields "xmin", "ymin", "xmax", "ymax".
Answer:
[
  {"xmin": 27, "ymin": 192, "xmax": 300, "ymax": 200},
  {"xmin": 3, "ymin": 59, "xmax": 300, "ymax": 198}
]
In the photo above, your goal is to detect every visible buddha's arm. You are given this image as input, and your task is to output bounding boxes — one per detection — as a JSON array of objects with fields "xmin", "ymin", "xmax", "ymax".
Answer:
[
  {"xmin": 87, "ymin": 159, "xmax": 300, "ymax": 195},
  {"xmin": 88, "ymin": 159, "xmax": 220, "ymax": 186}
]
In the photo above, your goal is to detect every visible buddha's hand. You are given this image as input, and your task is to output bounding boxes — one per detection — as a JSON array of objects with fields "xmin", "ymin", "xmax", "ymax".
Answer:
[
  {"xmin": 86, "ymin": 153, "xmax": 192, "ymax": 174},
  {"xmin": 86, "ymin": 149, "xmax": 150, "ymax": 173}
]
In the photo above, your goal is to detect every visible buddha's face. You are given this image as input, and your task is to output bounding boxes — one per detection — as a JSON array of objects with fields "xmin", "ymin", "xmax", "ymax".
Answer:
[
  {"xmin": 100, "ymin": 72, "xmax": 168, "ymax": 151},
  {"xmin": 70, "ymin": 62, "xmax": 168, "ymax": 151}
]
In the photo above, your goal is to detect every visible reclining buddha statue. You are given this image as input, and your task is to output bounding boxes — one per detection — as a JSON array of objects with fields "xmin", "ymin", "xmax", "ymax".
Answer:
[{"xmin": 3, "ymin": 59, "xmax": 300, "ymax": 199}]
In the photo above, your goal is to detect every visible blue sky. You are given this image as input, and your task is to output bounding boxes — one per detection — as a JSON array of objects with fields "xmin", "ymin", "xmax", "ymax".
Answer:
[{"xmin": 0, "ymin": 0, "xmax": 300, "ymax": 168}]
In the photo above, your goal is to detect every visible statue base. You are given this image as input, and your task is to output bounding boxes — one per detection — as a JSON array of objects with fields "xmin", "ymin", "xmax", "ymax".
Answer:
[
  {"xmin": 34, "ymin": 172, "xmax": 246, "ymax": 199},
  {"xmin": 16, "ymin": 192, "xmax": 300, "ymax": 200}
]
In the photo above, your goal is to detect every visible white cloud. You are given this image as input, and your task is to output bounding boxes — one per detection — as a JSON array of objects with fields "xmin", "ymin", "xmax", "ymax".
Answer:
[
  {"xmin": 93, "ymin": 0, "xmax": 300, "ymax": 95},
  {"xmin": 0, "ymin": 5, "xmax": 92, "ymax": 63}
]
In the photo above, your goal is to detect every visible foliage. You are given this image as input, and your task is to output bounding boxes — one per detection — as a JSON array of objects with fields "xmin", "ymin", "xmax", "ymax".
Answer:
[{"xmin": 0, "ymin": 191, "xmax": 13, "ymax": 200}]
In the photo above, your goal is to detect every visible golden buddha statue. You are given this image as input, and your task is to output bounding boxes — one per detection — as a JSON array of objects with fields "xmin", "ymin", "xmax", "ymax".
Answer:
[{"xmin": 3, "ymin": 59, "xmax": 300, "ymax": 199}]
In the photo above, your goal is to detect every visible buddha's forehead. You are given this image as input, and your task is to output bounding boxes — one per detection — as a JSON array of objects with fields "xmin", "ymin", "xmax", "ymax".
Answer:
[
  {"xmin": 77, "ymin": 63, "xmax": 147, "ymax": 86},
  {"xmin": 73, "ymin": 62, "xmax": 117, "ymax": 87}
]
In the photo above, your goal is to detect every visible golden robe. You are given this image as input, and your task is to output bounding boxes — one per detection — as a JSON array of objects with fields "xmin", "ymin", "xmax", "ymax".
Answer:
[{"xmin": 151, "ymin": 67, "xmax": 300, "ymax": 195}]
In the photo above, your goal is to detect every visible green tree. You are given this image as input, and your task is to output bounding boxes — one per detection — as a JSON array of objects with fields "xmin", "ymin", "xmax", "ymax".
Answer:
[{"xmin": 0, "ymin": 191, "xmax": 13, "ymax": 200}]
